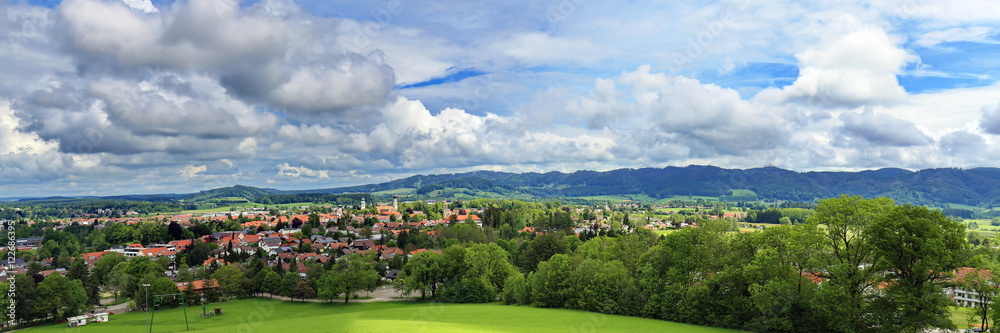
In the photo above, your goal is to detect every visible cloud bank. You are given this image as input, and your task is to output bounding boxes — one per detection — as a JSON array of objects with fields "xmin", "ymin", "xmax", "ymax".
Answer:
[{"xmin": 1, "ymin": 0, "xmax": 1000, "ymax": 196}]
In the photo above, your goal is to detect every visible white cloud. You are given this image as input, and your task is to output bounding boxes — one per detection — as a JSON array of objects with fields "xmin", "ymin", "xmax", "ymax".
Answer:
[
  {"xmin": 58, "ymin": 0, "xmax": 396, "ymax": 115},
  {"xmin": 489, "ymin": 32, "xmax": 609, "ymax": 66},
  {"xmin": 4, "ymin": 0, "xmax": 1000, "ymax": 196},
  {"xmin": 121, "ymin": 0, "xmax": 158, "ymax": 14},
  {"xmin": 838, "ymin": 107, "xmax": 932, "ymax": 147},
  {"xmin": 916, "ymin": 26, "xmax": 994, "ymax": 47},
  {"xmin": 276, "ymin": 163, "xmax": 330, "ymax": 179},
  {"xmin": 0, "ymin": 100, "xmax": 57, "ymax": 155},
  {"xmin": 758, "ymin": 28, "xmax": 916, "ymax": 108},
  {"xmin": 179, "ymin": 164, "xmax": 207, "ymax": 180}
]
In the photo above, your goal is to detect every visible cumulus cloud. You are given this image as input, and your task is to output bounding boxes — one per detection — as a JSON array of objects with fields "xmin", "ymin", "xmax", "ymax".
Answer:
[
  {"xmin": 14, "ymin": 74, "xmax": 278, "ymax": 156},
  {"xmin": 57, "ymin": 0, "xmax": 395, "ymax": 114},
  {"xmin": 4, "ymin": 0, "xmax": 1000, "ymax": 196},
  {"xmin": 758, "ymin": 28, "xmax": 915, "ymax": 108},
  {"xmin": 838, "ymin": 107, "xmax": 932, "ymax": 147},
  {"xmin": 0, "ymin": 100, "xmax": 97, "ymax": 183},
  {"xmin": 620, "ymin": 65, "xmax": 791, "ymax": 155},
  {"xmin": 0, "ymin": 101, "xmax": 57, "ymax": 155},
  {"xmin": 342, "ymin": 97, "xmax": 618, "ymax": 169}
]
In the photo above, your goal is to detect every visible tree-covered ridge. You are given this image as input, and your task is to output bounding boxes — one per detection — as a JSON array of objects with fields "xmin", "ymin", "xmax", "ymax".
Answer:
[
  {"xmin": 313, "ymin": 166, "xmax": 1000, "ymax": 206},
  {"xmin": 180, "ymin": 185, "xmax": 277, "ymax": 202},
  {"xmin": 256, "ymin": 193, "xmax": 372, "ymax": 205},
  {"xmin": 12, "ymin": 166, "xmax": 1000, "ymax": 219},
  {"xmin": 0, "ymin": 198, "xmax": 190, "ymax": 219}
]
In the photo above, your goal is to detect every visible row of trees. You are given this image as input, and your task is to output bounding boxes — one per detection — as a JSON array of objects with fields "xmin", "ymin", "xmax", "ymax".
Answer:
[{"xmin": 393, "ymin": 196, "xmax": 969, "ymax": 333}]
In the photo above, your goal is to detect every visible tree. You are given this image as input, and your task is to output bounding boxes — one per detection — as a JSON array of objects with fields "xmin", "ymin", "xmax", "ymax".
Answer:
[
  {"xmin": 12, "ymin": 274, "xmax": 36, "ymax": 325},
  {"xmin": 106, "ymin": 265, "xmax": 132, "ymax": 302},
  {"xmin": 337, "ymin": 253, "xmax": 380, "ymax": 303},
  {"xmin": 281, "ymin": 271, "xmax": 301, "ymax": 297},
  {"xmin": 866, "ymin": 204, "xmax": 966, "ymax": 331},
  {"xmin": 636, "ymin": 218, "xmax": 733, "ymax": 323},
  {"xmin": 212, "ymin": 265, "xmax": 248, "ymax": 299},
  {"xmin": 809, "ymin": 196, "xmax": 966, "ymax": 332},
  {"xmin": 529, "ymin": 254, "xmax": 572, "ymax": 308},
  {"xmin": 464, "ymin": 243, "xmax": 517, "ymax": 293},
  {"xmin": 565, "ymin": 259, "xmax": 638, "ymax": 315},
  {"xmin": 519, "ymin": 234, "xmax": 568, "ymax": 272},
  {"xmin": 316, "ymin": 270, "xmax": 346, "ymax": 302},
  {"xmin": 958, "ymin": 266, "xmax": 1000, "ymax": 330},
  {"xmin": 34, "ymin": 275, "xmax": 87, "ymax": 321},
  {"xmin": 809, "ymin": 196, "xmax": 894, "ymax": 333},
  {"xmin": 90, "ymin": 252, "xmax": 126, "ymax": 285},
  {"xmin": 148, "ymin": 277, "xmax": 181, "ymax": 308},
  {"xmin": 293, "ymin": 281, "xmax": 316, "ymax": 301},
  {"xmin": 399, "ymin": 251, "xmax": 444, "ymax": 299},
  {"xmin": 167, "ymin": 221, "xmax": 184, "ymax": 240},
  {"xmin": 0, "ymin": 281, "xmax": 9, "ymax": 324},
  {"xmin": 259, "ymin": 270, "xmax": 282, "ymax": 297},
  {"xmin": 501, "ymin": 273, "xmax": 530, "ymax": 305},
  {"xmin": 67, "ymin": 258, "xmax": 89, "ymax": 282}
]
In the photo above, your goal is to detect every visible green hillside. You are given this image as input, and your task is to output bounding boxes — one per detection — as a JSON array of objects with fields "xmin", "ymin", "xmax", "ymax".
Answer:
[
  {"xmin": 22, "ymin": 299, "xmax": 741, "ymax": 333},
  {"xmin": 180, "ymin": 185, "xmax": 276, "ymax": 203}
]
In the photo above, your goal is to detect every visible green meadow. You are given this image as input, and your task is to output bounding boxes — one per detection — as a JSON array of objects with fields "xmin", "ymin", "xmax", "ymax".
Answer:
[{"xmin": 23, "ymin": 298, "xmax": 743, "ymax": 333}]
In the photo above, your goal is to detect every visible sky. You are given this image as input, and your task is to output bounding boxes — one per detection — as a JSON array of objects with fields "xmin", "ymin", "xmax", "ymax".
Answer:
[{"xmin": 1, "ymin": 0, "xmax": 1000, "ymax": 197}]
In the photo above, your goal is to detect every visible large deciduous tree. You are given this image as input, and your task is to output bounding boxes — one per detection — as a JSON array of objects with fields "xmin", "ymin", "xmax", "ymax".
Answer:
[
  {"xmin": 211, "ymin": 265, "xmax": 248, "ymax": 299},
  {"xmin": 810, "ymin": 196, "xmax": 966, "ymax": 332},
  {"xmin": 866, "ymin": 204, "xmax": 966, "ymax": 331},
  {"xmin": 33, "ymin": 274, "xmax": 87, "ymax": 321}
]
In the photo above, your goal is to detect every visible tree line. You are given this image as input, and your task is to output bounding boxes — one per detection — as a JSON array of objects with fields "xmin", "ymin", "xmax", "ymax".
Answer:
[{"xmin": 393, "ymin": 196, "xmax": 968, "ymax": 332}]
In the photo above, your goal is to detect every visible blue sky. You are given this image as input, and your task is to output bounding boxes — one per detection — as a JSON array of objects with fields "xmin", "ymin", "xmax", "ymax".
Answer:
[{"xmin": 2, "ymin": 0, "xmax": 1000, "ymax": 197}]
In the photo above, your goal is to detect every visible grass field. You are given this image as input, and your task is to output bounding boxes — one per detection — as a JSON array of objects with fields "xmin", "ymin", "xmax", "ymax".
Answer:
[
  {"xmin": 950, "ymin": 306, "xmax": 979, "ymax": 329},
  {"xmin": 371, "ymin": 188, "xmax": 417, "ymax": 195},
  {"xmin": 23, "ymin": 298, "xmax": 743, "ymax": 333}
]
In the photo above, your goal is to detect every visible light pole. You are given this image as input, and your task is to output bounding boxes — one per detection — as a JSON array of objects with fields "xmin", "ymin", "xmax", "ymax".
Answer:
[{"xmin": 141, "ymin": 284, "xmax": 151, "ymax": 332}]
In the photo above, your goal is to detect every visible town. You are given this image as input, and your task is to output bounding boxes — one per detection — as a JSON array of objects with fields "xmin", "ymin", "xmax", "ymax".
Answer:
[{"xmin": 0, "ymin": 193, "xmax": 996, "ymax": 333}]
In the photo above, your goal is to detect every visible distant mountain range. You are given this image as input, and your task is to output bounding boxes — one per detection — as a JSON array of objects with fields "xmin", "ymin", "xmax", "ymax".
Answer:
[
  {"xmin": 303, "ymin": 166, "xmax": 1000, "ymax": 207},
  {"xmin": 10, "ymin": 166, "xmax": 1000, "ymax": 208}
]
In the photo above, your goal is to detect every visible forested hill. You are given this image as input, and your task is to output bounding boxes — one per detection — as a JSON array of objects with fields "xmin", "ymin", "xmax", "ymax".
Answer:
[
  {"xmin": 312, "ymin": 166, "xmax": 1000, "ymax": 207},
  {"xmin": 10, "ymin": 166, "xmax": 1000, "ymax": 209}
]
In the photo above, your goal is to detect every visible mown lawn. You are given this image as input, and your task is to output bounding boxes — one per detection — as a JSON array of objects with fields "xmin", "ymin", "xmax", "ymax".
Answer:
[
  {"xmin": 950, "ymin": 306, "xmax": 983, "ymax": 329},
  {"xmin": 24, "ymin": 298, "xmax": 743, "ymax": 333}
]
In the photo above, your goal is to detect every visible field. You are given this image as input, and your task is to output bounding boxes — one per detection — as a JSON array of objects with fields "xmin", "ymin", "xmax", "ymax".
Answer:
[
  {"xmin": 23, "ymin": 298, "xmax": 743, "ymax": 333},
  {"xmin": 949, "ymin": 306, "xmax": 980, "ymax": 329}
]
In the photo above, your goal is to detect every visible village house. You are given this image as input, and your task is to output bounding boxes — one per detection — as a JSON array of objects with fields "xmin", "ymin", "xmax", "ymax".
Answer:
[
  {"xmin": 176, "ymin": 279, "xmax": 218, "ymax": 294},
  {"xmin": 946, "ymin": 267, "xmax": 992, "ymax": 308}
]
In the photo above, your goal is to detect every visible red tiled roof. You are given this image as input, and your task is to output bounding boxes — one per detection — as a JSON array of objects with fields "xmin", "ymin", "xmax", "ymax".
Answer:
[
  {"xmin": 176, "ymin": 279, "xmax": 218, "ymax": 292},
  {"xmin": 203, "ymin": 257, "xmax": 226, "ymax": 266},
  {"xmin": 953, "ymin": 267, "xmax": 992, "ymax": 282}
]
